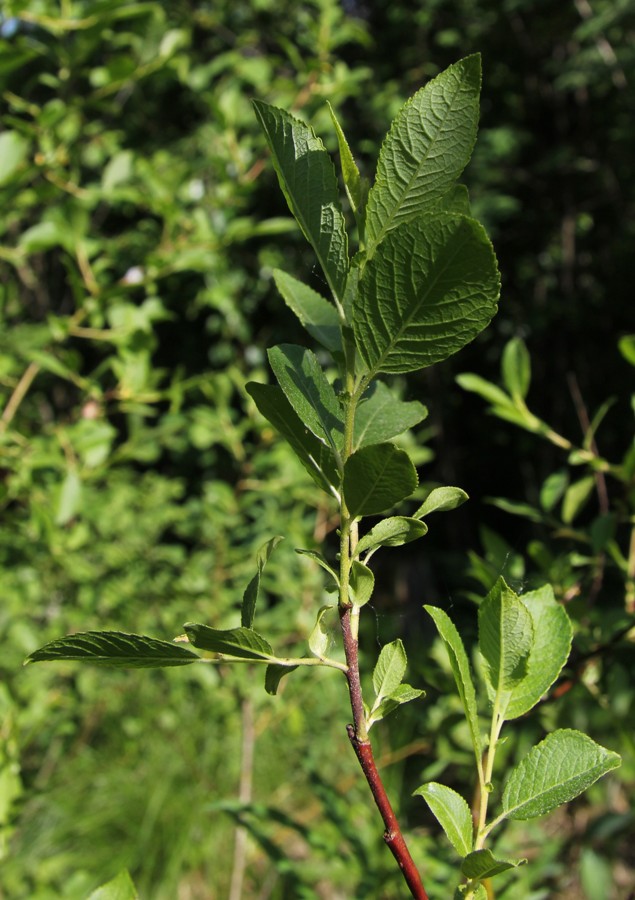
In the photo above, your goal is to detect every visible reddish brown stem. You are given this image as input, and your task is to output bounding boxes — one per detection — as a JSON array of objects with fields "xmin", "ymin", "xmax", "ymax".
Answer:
[{"xmin": 340, "ymin": 607, "xmax": 429, "ymax": 900}]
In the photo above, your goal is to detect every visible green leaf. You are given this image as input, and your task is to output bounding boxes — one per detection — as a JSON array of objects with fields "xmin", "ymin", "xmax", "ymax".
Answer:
[
  {"xmin": 502, "ymin": 730, "xmax": 621, "ymax": 821},
  {"xmin": 343, "ymin": 443, "xmax": 418, "ymax": 517},
  {"xmin": 253, "ymin": 100, "xmax": 348, "ymax": 302},
  {"xmin": 265, "ymin": 663, "xmax": 299, "ymax": 696},
  {"xmin": 501, "ymin": 337, "xmax": 531, "ymax": 400},
  {"xmin": 349, "ymin": 560, "xmax": 375, "ymax": 607},
  {"xmin": 295, "ymin": 549, "xmax": 339, "ymax": 590},
  {"xmin": 454, "ymin": 885, "xmax": 487, "ymax": 900},
  {"xmin": 368, "ymin": 683, "xmax": 424, "ymax": 727},
  {"xmin": 414, "ymin": 486, "xmax": 469, "ymax": 518},
  {"xmin": 618, "ymin": 334, "xmax": 635, "ymax": 367},
  {"xmin": 246, "ymin": 382, "xmax": 339, "ymax": 494},
  {"xmin": 87, "ymin": 870, "xmax": 139, "ymax": 900},
  {"xmin": 372, "ymin": 639, "xmax": 407, "ymax": 701},
  {"xmin": 434, "ymin": 184, "xmax": 472, "ymax": 215},
  {"xmin": 365, "ymin": 55, "xmax": 482, "ymax": 256},
  {"xmin": 55, "ymin": 470, "xmax": 82, "ymax": 526},
  {"xmin": 356, "ymin": 516, "xmax": 427, "ymax": 557},
  {"xmin": 540, "ymin": 470, "xmax": 569, "ymax": 512},
  {"xmin": 241, "ymin": 535, "xmax": 284, "ymax": 629},
  {"xmin": 414, "ymin": 782, "xmax": 473, "ymax": 857},
  {"xmin": 478, "ymin": 579, "xmax": 534, "ymax": 708},
  {"xmin": 268, "ymin": 344, "xmax": 344, "ymax": 450},
  {"xmin": 561, "ymin": 475, "xmax": 595, "ymax": 524},
  {"xmin": 504, "ymin": 585, "xmax": 573, "ymax": 719},
  {"xmin": 272, "ymin": 269, "xmax": 342, "ymax": 353},
  {"xmin": 461, "ymin": 849, "xmax": 525, "ymax": 879},
  {"xmin": 353, "ymin": 215, "xmax": 500, "ymax": 375},
  {"xmin": 0, "ymin": 130, "xmax": 29, "ymax": 187},
  {"xmin": 455, "ymin": 373, "xmax": 515, "ymax": 409},
  {"xmin": 308, "ymin": 605, "xmax": 335, "ymax": 657},
  {"xmin": 424, "ymin": 606, "xmax": 482, "ymax": 757},
  {"xmin": 25, "ymin": 632, "xmax": 200, "ymax": 668},
  {"xmin": 486, "ymin": 497, "xmax": 543, "ymax": 523},
  {"xmin": 353, "ymin": 381, "xmax": 428, "ymax": 450},
  {"xmin": 184, "ymin": 624, "xmax": 274, "ymax": 661},
  {"xmin": 326, "ymin": 100, "xmax": 368, "ymax": 217}
]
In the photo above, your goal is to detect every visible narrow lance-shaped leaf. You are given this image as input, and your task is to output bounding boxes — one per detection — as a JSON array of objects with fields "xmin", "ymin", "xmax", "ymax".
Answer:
[
  {"xmin": 364, "ymin": 54, "xmax": 481, "ymax": 257},
  {"xmin": 501, "ymin": 337, "xmax": 531, "ymax": 400},
  {"xmin": 241, "ymin": 535, "xmax": 284, "ymax": 629},
  {"xmin": 344, "ymin": 443, "xmax": 418, "ymax": 517},
  {"xmin": 327, "ymin": 100, "xmax": 368, "ymax": 218},
  {"xmin": 272, "ymin": 269, "xmax": 342, "ymax": 354},
  {"xmin": 353, "ymin": 381, "xmax": 428, "ymax": 450},
  {"xmin": 353, "ymin": 214, "xmax": 500, "ymax": 376},
  {"xmin": 25, "ymin": 632, "xmax": 200, "ymax": 668},
  {"xmin": 368, "ymin": 683, "xmax": 424, "ymax": 728},
  {"xmin": 414, "ymin": 782, "xmax": 473, "ymax": 857},
  {"xmin": 246, "ymin": 382, "xmax": 339, "ymax": 495},
  {"xmin": 425, "ymin": 606, "xmax": 482, "ymax": 757},
  {"xmin": 184, "ymin": 624, "xmax": 274, "ymax": 661},
  {"xmin": 372, "ymin": 639, "xmax": 407, "ymax": 702},
  {"xmin": 501, "ymin": 730, "xmax": 621, "ymax": 822},
  {"xmin": 253, "ymin": 100, "xmax": 349, "ymax": 303},
  {"xmin": 268, "ymin": 344, "xmax": 344, "ymax": 450}
]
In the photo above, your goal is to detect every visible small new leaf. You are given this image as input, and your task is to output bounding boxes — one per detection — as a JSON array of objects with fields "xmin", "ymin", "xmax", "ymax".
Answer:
[
  {"xmin": 414, "ymin": 783, "xmax": 473, "ymax": 857},
  {"xmin": 372, "ymin": 639, "xmax": 407, "ymax": 701},
  {"xmin": 308, "ymin": 605, "xmax": 335, "ymax": 658},
  {"xmin": 461, "ymin": 849, "xmax": 526, "ymax": 879},
  {"xmin": 501, "ymin": 337, "xmax": 531, "ymax": 400},
  {"xmin": 501, "ymin": 730, "xmax": 621, "ymax": 822},
  {"xmin": 25, "ymin": 631, "xmax": 200, "ymax": 668},
  {"xmin": 356, "ymin": 516, "xmax": 427, "ymax": 557},
  {"xmin": 414, "ymin": 486, "xmax": 469, "ymax": 518},
  {"xmin": 478, "ymin": 578, "xmax": 534, "ymax": 703},
  {"xmin": 349, "ymin": 560, "xmax": 375, "ymax": 607},
  {"xmin": 326, "ymin": 100, "xmax": 367, "ymax": 217},
  {"xmin": 242, "ymin": 535, "xmax": 284, "ymax": 629},
  {"xmin": 368, "ymin": 684, "xmax": 424, "ymax": 728}
]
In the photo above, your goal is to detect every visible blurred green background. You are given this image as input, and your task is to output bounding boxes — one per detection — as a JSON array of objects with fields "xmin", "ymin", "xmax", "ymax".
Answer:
[{"xmin": 0, "ymin": 1, "xmax": 633, "ymax": 897}]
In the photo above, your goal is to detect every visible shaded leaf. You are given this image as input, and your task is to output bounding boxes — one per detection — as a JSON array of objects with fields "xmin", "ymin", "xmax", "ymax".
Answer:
[
  {"xmin": 353, "ymin": 381, "xmax": 428, "ymax": 450},
  {"xmin": 268, "ymin": 344, "xmax": 344, "ymax": 449},
  {"xmin": 501, "ymin": 337, "xmax": 531, "ymax": 400},
  {"xmin": 424, "ymin": 606, "xmax": 482, "ymax": 756},
  {"xmin": 349, "ymin": 560, "xmax": 375, "ymax": 607},
  {"xmin": 455, "ymin": 373, "xmax": 515, "ymax": 409},
  {"xmin": 365, "ymin": 55, "xmax": 481, "ymax": 256},
  {"xmin": 272, "ymin": 269, "xmax": 342, "ymax": 353},
  {"xmin": 461, "ymin": 849, "xmax": 525, "ymax": 879},
  {"xmin": 26, "ymin": 632, "xmax": 200, "ymax": 668},
  {"xmin": 295, "ymin": 549, "xmax": 339, "ymax": 590},
  {"xmin": 414, "ymin": 783, "xmax": 473, "ymax": 857},
  {"xmin": 246, "ymin": 382, "xmax": 339, "ymax": 494},
  {"xmin": 253, "ymin": 100, "xmax": 348, "ymax": 301},
  {"xmin": 0, "ymin": 130, "xmax": 28, "ymax": 186},
  {"xmin": 308, "ymin": 605, "xmax": 335, "ymax": 657},
  {"xmin": 344, "ymin": 443, "xmax": 418, "ymax": 517},
  {"xmin": 502, "ymin": 730, "xmax": 621, "ymax": 821},
  {"xmin": 184, "ymin": 624, "xmax": 274, "ymax": 660},
  {"xmin": 265, "ymin": 663, "xmax": 299, "ymax": 696},
  {"xmin": 353, "ymin": 215, "xmax": 500, "ymax": 375},
  {"xmin": 561, "ymin": 475, "xmax": 595, "ymax": 524},
  {"xmin": 241, "ymin": 535, "xmax": 284, "ymax": 629}
]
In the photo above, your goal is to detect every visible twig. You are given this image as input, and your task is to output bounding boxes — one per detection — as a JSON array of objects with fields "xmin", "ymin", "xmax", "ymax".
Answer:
[
  {"xmin": 1, "ymin": 361, "xmax": 40, "ymax": 431},
  {"xmin": 340, "ymin": 607, "xmax": 429, "ymax": 900}
]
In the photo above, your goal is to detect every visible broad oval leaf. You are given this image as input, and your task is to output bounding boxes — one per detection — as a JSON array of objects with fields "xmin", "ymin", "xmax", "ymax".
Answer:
[
  {"xmin": 424, "ymin": 606, "xmax": 482, "ymax": 757},
  {"xmin": 184, "ymin": 624, "xmax": 274, "ymax": 660},
  {"xmin": 344, "ymin": 443, "xmax": 418, "ymax": 517},
  {"xmin": 268, "ymin": 344, "xmax": 344, "ymax": 450},
  {"xmin": 253, "ymin": 100, "xmax": 349, "ymax": 302},
  {"xmin": 365, "ymin": 55, "xmax": 481, "ymax": 256},
  {"xmin": 414, "ymin": 782, "xmax": 473, "ymax": 857},
  {"xmin": 246, "ymin": 382, "xmax": 339, "ymax": 494},
  {"xmin": 502, "ymin": 729, "xmax": 621, "ymax": 821},
  {"xmin": 504, "ymin": 585, "xmax": 572, "ymax": 719},
  {"xmin": 353, "ymin": 214, "xmax": 500, "ymax": 375},
  {"xmin": 308, "ymin": 605, "xmax": 335, "ymax": 657},
  {"xmin": 353, "ymin": 381, "xmax": 428, "ymax": 450},
  {"xmin": 478, "ymin": 578, "xmax": 534, "ymax": 701},
  {"xmin": 25, "ymin": 631, "xmax": 200, "ymax": 668},
  {"xmin": 356, "ymin": 516, "xmax": 427, "ymax": 557},
  {"xmin": 414, "ymin": 485, "xmax": 469, "ymax": 518},
  {"xmin": 273, "ymin": 269, "xmax": 342, "ymax": 353}
]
